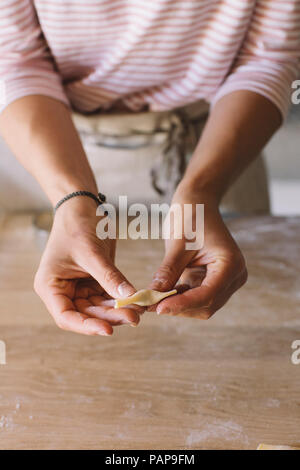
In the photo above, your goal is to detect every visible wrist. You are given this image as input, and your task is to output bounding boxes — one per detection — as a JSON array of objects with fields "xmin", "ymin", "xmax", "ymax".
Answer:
[
  {"xmin": 44, "ymin": 173, "xmax": 98, "ymax": 207},
  {"xmin": 53, "ymin": 190, "xmax": 102, "ymax": 222},
  {"xmin": 174, "ymin": 178, "xmax": 221, "ymax": 208}
]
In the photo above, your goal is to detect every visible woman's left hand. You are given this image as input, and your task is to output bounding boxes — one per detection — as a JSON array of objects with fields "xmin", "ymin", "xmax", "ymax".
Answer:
[{"xmin": 149, "ymin": 186, "xmax": 248, "ymax": 319}]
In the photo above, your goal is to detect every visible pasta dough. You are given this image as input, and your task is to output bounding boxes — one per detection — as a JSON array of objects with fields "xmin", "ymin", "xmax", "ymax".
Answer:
[{"xmin": 115, "ymin": 288, "xmax": 177, "ymax": 308}]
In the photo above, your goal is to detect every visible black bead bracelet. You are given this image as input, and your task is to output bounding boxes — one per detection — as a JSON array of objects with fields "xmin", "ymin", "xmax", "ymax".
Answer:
[{"xmin": 54, "ymin": 190, "xmax": 106, "ymax": 213}]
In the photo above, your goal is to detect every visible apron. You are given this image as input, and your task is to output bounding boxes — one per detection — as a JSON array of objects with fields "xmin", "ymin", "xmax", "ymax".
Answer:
[{"xmin": 72, "ymin": 100, "xmax": 270, "ymax": 214}]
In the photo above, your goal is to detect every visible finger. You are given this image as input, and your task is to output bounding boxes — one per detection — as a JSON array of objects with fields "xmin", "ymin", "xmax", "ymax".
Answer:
[
  {"xmin": 44, "ymin": 290, "xmax": 113, "ymax": 336},
  {"xmin": 77, "ymin": 296, "xmax": 140, "ymax": 326},
  {"xmin": 89, "ymin": 294, "xmax": 144, "ymax": 315},
  {"xmin": 179, "ymin": 266, "xmax": 206, "ymax": 288},
  {"xmin": 150, "ymin": 245, "xmax": 196, "ymax": 292},
  {"xmin": 156, "ymin": 259, "xmax": 236, "ymax": 315},
  {"xmin": 59, "ymin": 309, "xmax": 113, "ymax": 335},
  {"xmin": 80, "ymin": 305, "xmax": 140, "ymax": 327},
  {"xmin": 146, "ymin": 283, "xmax": 190, "ymax": 312},
  {"xmin": 164, "ymin": 268, "xmax": 248, "ymax": 319},
  {"xmin": 80, "ymin": 252, "xmax": 137, "ymax": 299},
  {"xmin": 210, "ymin": 267, "xmax": 248, "ymax": 312}
]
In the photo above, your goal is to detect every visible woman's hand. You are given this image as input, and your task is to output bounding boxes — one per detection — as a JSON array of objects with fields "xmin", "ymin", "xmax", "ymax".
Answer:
[
  {"xmin": 147, "ymin": 90, "xmax": 283, "ymax": 319},
  {"xmin": 149, "ymin": 186, "xmax": 248, "ymax": 319},
  {"xmin": 34, "ymin": 198, "xmax": 143, "ymax": 336}
]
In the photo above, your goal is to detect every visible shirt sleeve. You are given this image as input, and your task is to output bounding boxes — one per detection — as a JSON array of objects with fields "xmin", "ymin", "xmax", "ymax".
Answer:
[
  {"xmin": 0, "ymin": 0, "xmax": 70, "ymax": 114},
  {"xmin": 211, "ymin": 0, "xmax": 300, "ymax": 121}
]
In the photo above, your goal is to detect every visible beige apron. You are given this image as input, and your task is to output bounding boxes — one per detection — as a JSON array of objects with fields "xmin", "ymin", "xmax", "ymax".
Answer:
[{"xmin": 72, "ymin": 100, "xmax": 270, "ymax": 214}]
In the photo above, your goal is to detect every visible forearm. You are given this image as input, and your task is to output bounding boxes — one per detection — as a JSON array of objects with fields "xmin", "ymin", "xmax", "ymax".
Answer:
[
  {"xmin": 0, "ymin": 95, "xmax": 97, "ymax": 206},
  {"xmin": 178, "ymin": 90, "xmax": 282, "ymax": 204}
]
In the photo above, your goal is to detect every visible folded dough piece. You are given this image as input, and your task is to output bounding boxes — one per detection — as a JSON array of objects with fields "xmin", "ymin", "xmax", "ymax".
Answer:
[
  {"xmin": 115, "ymin": 289, "xmax": 177, "ymax": 308},
  {"xmin": 257, "ymin": 444, "xmax": 300, "ymax": 450}
]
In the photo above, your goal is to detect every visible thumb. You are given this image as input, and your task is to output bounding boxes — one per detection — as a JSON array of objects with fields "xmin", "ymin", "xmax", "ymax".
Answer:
[
  {"xmin": 150, "ymin": 246, "xmax": 196, "ymax": 291},
  {"xmin": 81, "ymin": 252, "xmax": 136, "ymax": 300}
]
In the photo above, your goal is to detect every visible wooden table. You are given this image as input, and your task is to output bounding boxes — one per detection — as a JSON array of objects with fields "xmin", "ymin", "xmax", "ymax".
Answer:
[{"xmin": 0, "ymin": 213, "xmax": 299, "ymax": 450}]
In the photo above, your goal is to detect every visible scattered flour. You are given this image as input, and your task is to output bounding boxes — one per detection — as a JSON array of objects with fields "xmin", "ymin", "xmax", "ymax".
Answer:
[
  {"xmin": 0, "ymin": 415, "xmax": 15, "ymax": 430},
  {"xmin": 265, "ymin": 398, "xmax": 280, "ymax": 408},
  {"xmin": 122, "ymin": 400, "xmax": 153, "ymax": 418},
  {"xmin": 186, "ymin": 420, "xmax": 249, "ymax": 447}
]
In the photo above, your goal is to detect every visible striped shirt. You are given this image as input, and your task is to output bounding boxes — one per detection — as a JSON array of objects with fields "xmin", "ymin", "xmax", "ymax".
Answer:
[{"xmin": 0, "ymin": 0, "xmax": 299, "ymax": 118}]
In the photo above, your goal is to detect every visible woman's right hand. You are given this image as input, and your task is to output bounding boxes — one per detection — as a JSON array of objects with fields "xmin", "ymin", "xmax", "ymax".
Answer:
[{"xmin": 34, "ymin": 197, "xmax": 142, "ymax": 336}]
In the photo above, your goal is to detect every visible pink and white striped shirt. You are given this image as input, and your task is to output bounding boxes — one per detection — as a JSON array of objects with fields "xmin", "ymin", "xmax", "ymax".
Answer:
[{"xmin": 0, "ymin": 0, "xmax": 299, "ymax": 119}]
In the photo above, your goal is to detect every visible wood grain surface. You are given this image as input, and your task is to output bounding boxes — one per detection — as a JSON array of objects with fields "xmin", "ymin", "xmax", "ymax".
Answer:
[{"xmin": 0, "ymin": 213, "xmax": 299, "ymax": 450}]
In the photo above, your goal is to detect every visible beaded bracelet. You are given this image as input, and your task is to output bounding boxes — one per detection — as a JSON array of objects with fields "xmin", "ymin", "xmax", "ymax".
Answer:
[{"xmin": 54, "ymin": 190, "xmax": 106, "ymax": 213}]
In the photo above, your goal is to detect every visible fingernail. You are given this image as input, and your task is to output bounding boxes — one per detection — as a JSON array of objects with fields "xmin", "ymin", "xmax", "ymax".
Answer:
[
  {"xmin": 152, "ymin": 278, "xmax": 168, "ymax": 289},
  {"xmin": 118, "ymin": 282, "xmax": 134, "ymax": 297}
]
